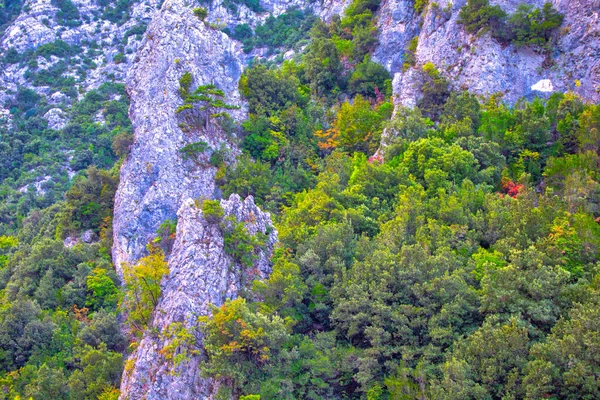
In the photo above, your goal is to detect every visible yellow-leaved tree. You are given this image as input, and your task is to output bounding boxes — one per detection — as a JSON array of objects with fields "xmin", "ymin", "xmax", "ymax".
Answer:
[{"xmin": 120, "ymin": 246, "xmax": 169, "ymax": 337}]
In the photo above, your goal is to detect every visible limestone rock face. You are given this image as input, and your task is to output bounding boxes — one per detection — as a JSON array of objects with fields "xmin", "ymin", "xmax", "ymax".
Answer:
[
  {"xmin": 119, "ymin": 194, "xmax": 277, "ymax": 400},
  {"xmin": 0, "ymin": 0, "xmax": 159, "ymax": 105},
  {"xmin": 375, "ymin": 0, "xmax": 600, "ymax": 106},
  {"xmin": 43, "ymin": 107, "xmax": 67, "ymax": 130},
  {"xmin": 112, "ymin": 0, "xmax": 246, "ymax": 270}
]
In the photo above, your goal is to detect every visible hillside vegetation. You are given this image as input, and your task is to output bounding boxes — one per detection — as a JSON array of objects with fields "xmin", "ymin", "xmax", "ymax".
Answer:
[{"xmin": 0, "ymin": 0, "xmax": 598, "ymax": 399}]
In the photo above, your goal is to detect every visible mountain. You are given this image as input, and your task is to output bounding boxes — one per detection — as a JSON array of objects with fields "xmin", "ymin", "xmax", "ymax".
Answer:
[{"xmin": 0, "ymin": 0, "xmax": 599, "ymax": 399}]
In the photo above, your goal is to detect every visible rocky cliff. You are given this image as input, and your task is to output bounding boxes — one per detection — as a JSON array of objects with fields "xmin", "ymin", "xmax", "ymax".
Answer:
[
  {"xmin": 374, "ymin": 0, "xmax": 600, "ymax": 106},
  {"xmin": 0, "ymin": 0, "xmax": 159, "ymax": 107},
  {"xmin": 111, "ymin": 0, "xmax": 247, "ymax": 269},
  {"xmin": 120, "ymin": 194, "xmax": 277, "ymax": 399},
  {"xmin": 1, "ymin": 0, "xmax": 599, "ymax": 398}
]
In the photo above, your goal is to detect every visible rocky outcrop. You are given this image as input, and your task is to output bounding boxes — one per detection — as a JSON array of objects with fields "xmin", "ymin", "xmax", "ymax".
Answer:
[
  {"xmin": 112, "ymin": 0, "xmax": 246, "ymax": 270},
  {"xmin": 119, "ymin": 194, "xmax": 277, "ymax": 400},
  {"xmin": 0, "ymin": 0, "xmax": 159, "ymax": 107},
  {"xmin": 375, "ymin": 0, "xmax": 600, "ymax": 106}
]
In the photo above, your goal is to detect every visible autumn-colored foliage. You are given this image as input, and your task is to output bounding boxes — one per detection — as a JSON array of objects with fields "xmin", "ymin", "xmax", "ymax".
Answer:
[{"xmin": 501, "ymin": 177, "xmax": 524, "ymax": 197}]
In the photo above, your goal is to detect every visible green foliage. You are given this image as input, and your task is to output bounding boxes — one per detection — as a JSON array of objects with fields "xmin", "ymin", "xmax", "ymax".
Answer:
[
  {"xmin": 220, "ymin": 154, "xmax": 272, "ymax": 202},
  {"xmin": 418, "ymin": 62, "xmax": 451, "ymax": 121},
  {"xmin": 178, "ymin": 71, "xmax": 193, "ymax": 99},
  {"xmin": 0, "ymin": 235, "xmax": 17, "ymax": 268},
  {"xmin": 193, "ymin": 7, "xmax": 208, "ymax": 21},
  {"xmin": 240, "ymin": 64, "xmax": 300, "ymax": 116},
  {"xmin": 414, "ymin": 0, "xmax": 429, "ymax": 13},
  {"xmin": 0, "ymin": 0, "xmax": 25, "ymax": 33},
  {"xmin": 97, "ymin": 0, "xmax": 132, "ymax": 24},
  {"xmin": 220, "ymin": 0, "xmax": 262, "ymax": 14},
  {"xmin": 348, "ymin": 57, "xmax": 391, "ymax": 98},
  {"xmin": 201, "ymin": 199, "xmax": 224, "ymax": 224},
  {"xmin": 159, "ymin": 322, "xmax": 199, "ymax": 367},
  {"xmin": 36, "ymin": 40, "xmax": 79, "ymax": 59},
  {"xmin": 523, "ymin": 279, "xmax": 600, "ymax": 399},
  {"xmin": 199, "ymin": 298, "xmax": 292, "ymax": 392},
  {"xmin": 2, "ymin": 2, "xmax": 595, "ymax": 396},
  {"xmin": 507, "ymin": 2, "xmax": 564, "ymax": 50},
  {"xmin": 51, "ymin": 0, "xmax": 81, "ymax": 26},
  {"xmin": 335, "ymin": 94, "xmax": 388, "ymax": 153},
  {"xmin": 0, "ymin": 82, "xmax": 130, "ymax": 234},
  {"xmin": 122, "ymin": 23, "xmax": 148, "ymax": 43},
  {"xmin": 86, "ymin": 268, "xmax": 119, "ymax": 310},
  {"xmin": 458, "ymin": 0, "xmax": 506, "ymax": 35},
  {"xmin": 179, "ymin": 140, "xmax": 209, "ymax": 162},
  {"xmin": 458, "ymin": 0, "xmax": 563, "ymax": 51},
  {"xmin": 431, "ymin": 317, "xmax": 530, "ymax": 398},
  {"xmin": 304, "ymin": 37, "xmax": 343, "ymax": 97},
  {"xmin": 153, "ymin": 218, "xmax": 177, "ymax": 254},
  {"xmin": 200, "ymin": 84, "xmax": 600, "ymax": 398},
  {"xmin": 59, "ymin": 166, "xmax": 119, "ymax": 236},
  {"xmin": 111, "ymin": 130, "xmax": 134, "ymax": 158},
  {"xmin": 228, "ymin": 8, "xmax": 317, "ymax": 54},
  {"xmin": 176, "ymin": 74, "xmax": 240, "ymax": 131},
  {"xmin": 221, "ymin": 216, "xmax": 266, "ymax": 268}
]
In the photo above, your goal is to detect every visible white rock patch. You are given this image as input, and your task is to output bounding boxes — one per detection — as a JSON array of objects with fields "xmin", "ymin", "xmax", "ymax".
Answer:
[{"xmin": 531, "ymin": 79, "xmax": 554, "ymax": 93}]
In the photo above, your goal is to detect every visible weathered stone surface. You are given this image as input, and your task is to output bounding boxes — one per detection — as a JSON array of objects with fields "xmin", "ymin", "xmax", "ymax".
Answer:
[
  {"xmin": 112, "ymin": 0, "xmax": 247, "ymax": 270},
  {"xmin": 376, "ymin": 0, "xmax": 600, "ymax": 106},
  {"xmin": 44, "ymin": 107, "xmax": 67, "ymax": 130},
  {"xmin": 0, "ymin": 0, "xmax": 160, "ymax": 100},
  {"xmin": 119, "ymin": 194, "xmax": 277, "ymax": 400},
  {"xmin": 80, "ymin": 229, "xmax": 98, "ymax": 243}
]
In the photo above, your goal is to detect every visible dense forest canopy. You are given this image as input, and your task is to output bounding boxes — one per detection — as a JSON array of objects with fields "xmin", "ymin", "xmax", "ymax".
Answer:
[{"xmin": 0, "ymin": 0, "xmax": 599, "ymax": 398}]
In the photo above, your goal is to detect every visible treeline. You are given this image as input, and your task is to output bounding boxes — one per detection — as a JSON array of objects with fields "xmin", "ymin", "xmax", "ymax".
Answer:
[{"xmin": 458, "ymin": 0, "xmax": 563, "ymax": 51}]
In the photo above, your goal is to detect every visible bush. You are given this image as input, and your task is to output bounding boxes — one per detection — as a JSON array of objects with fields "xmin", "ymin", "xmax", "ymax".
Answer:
[
  {"xmin": 120, "ymin": 247, "xmax": 169, "ymax": 336},
  {"xmin": 222, "ymin": 0, "xmax": 262, "ymax": 13},
  {"xmin": 222, "ymin": 216, "xmax": 266, "ymax": 268},
  {"xmin": 201, "ymin": 199, "xmax": 224, "ymax": 224},
  {"xmin": 348, "ymin": 57, "xmax": 391, "ymax": 98},
  {"xmin": 113, "ymin": 53, "xmax": 125, "ymax": 64},
  {"xmin": 458, "ymin": 0, "xmax": 507, "ymax": 35},
  {"xmin": 241, "ymin": 64, "xmax": 299, "ymax": 115},
  {"xmin": 417, "ymin": 62, "xmax": 450, "ymax": 121},
  {"xmin": 459, "ymin": 0, "xmax": 563, "ymax": 50},
  {"xmin": 123, "ymin": 23, "xmax": 148, "ymax": 43},
  {"xmin": 507, "ymin": 2, "xmax": 563, "ymax": 50},
  {"xmin": 220, "ymin": 154, "xmax": 272, "ymax": 204},
  {"xmin": 193, "ymin": 7, "xmax": 208, "ymax": 21},
  {"xmin": 36, "ymin": 40, "xmax": 77, "ymax": 59},
  {"xmin": 112, "ymin": 131, "xmax": 134, "ymax": 157},
  {"xmin": 51, "ymin": 0, "xmax": 81, "ymax": 26},
  {"xmin": 179, "ymin": 141, "xmax": 209, "ymax": 161},
  {"xmin": 178, "ymin": 71, "xmax": 193, "ymax": 99},
  {"xmin": 335, "ymin": 95, "xmax": 387, "ymax": 153},
  {"xmin": 3, "ymin": 47, "xmax": 21, "ymax": 64}
]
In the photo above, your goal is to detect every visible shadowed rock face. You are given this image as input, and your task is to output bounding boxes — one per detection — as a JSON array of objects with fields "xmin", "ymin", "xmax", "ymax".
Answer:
[
  {"xmin": 111, "ymin": 0, "xmax": 246, "ymax": 272},
  {"xmin": 119, "ymin": 194, "xmax": 277, "ymax": 400}
]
